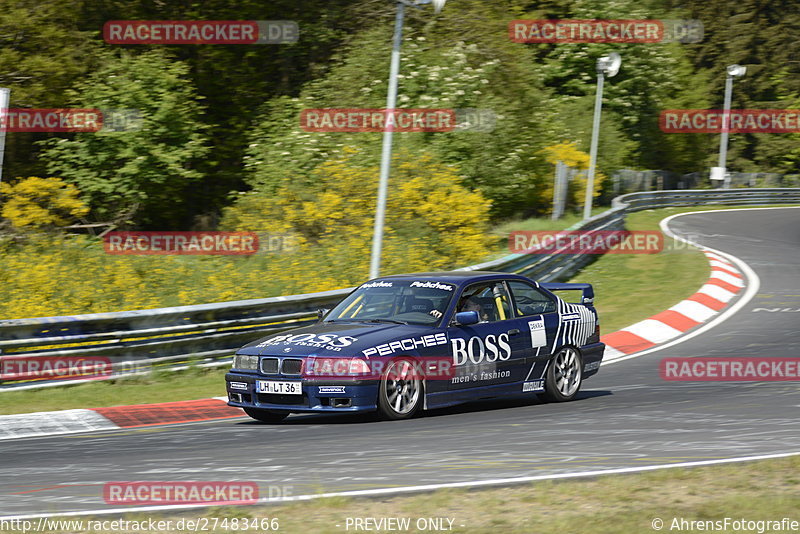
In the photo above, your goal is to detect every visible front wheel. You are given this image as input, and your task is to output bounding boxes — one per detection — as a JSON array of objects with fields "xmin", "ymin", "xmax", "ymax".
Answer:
[
  {"xmin": 377, "ymin": 358, "xmax": 423, "ymax": 420},
  {"xmin": 539, "ymin": 347, "xmax": 583, "ymax": 402},
  {"xmin": 243, "ymin": 407, "xmax": 288, "ymax": 423}
]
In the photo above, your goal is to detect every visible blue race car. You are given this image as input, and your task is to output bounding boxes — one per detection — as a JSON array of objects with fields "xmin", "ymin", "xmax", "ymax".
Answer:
[{"xmin": 226, "ymin": 271, "xmax": 604, "ymax": 422}]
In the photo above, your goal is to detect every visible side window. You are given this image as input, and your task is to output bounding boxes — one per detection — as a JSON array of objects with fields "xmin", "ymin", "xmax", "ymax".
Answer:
[
  {"xmin": 456, "ymin": 281, "xmax": 512, "ymax": 323},
  {"xmin": 508, "ymin": 281, "xmax": 556, "ymax": 316}
]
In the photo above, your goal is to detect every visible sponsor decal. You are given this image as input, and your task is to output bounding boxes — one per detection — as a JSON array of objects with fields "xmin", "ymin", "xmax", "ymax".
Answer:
[
  {"xmin": 584, "ymin": 361, "xmax": 601, "ymax": 372},
  {"xmin": 410, "ymin": 281, "xmax": 454, "ymax": 291},
  {"xmin": 528, "ymin": 318, "xmax": 547, "ymax": 348},
  {"xmin": 660, "ymin": 109, "xmax": 800, "ymax": 133},
  {"xmin": 509, "ymin": 230, "xmax": 663, "ymax": 254},
  {"xmin": 103, "ymin": 481, "xmax": 258, "ymax": 505},
  {"xmin": 103, "ymin": 20, "xmax": 298, "ymax": 45},
  {"xmin": 257, "ymin": 333, "xmax": 358, "ymax": 352},
  {"xmin": 522, "ymin": 379, "xmax": 545, "ymax": 392},
  {"xmin": 104, "ymin": 231, "xmax": 258, "ymax": 255},
  {"xmin": 318, "ymin": 386, "xmax": 346, "ymax": 394},
  {"xmin": 561, "ymin": 313, "xmax": 581, "ymax": 321},
  {"xmin": 361, "ymin": 333, "xmax": 448, "ymax": 358},
  {"xmin": 229, "ymin": 382, "xmax": 248, "ymax": 390},
  {"xmin": 451, "ymin": 369, "xmax": 511, "ymax": 384},
  {"xmin": 660, "ymin": 357, "xmax": 800, "ymax": 381},
  {"xmin": 451, "ymin": 333, "xmax": 512, "ymax": 366},
  {"xmin": 361, "ymin": 281, "xmax": 393, "ymax": 289},
  {"xmin": 0, "ymin": 356, "xmax": 112, "ymax": 381}
]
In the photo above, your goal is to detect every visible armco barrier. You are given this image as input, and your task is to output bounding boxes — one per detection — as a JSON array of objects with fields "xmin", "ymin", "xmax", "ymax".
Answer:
[{"xmin": 1, "ymin": 188, "xmax": 798, "ymax": 387}]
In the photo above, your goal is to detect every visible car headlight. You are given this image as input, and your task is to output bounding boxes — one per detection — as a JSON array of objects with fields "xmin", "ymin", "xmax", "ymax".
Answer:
[{"xmin": 233, "ymin": 354, "xmax": 259, "ymax": 371}]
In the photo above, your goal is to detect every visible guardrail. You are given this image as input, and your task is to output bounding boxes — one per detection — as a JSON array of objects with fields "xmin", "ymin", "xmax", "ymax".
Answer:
[{"xmin": 2, "ymin": 188, "xmax": 798, "ymax": 388}]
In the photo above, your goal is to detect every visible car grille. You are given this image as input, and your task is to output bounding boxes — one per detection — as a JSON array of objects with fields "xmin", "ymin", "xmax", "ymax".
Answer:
[
  {"xmin": 260, "ymin": 358, "xmax": 279, "ymax": 374},
  {"xmin": 281, "ymin": 358, "xmax": 303, "ymax": 376},
  {"xmin": 259, "ymin": 357, "xmax": 303, "ymax": 376}
]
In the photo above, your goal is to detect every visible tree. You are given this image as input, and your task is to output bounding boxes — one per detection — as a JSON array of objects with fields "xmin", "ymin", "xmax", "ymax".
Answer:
[{"xmin": 39, "ymin": 50, "xmax": 209, "ymax": 228}]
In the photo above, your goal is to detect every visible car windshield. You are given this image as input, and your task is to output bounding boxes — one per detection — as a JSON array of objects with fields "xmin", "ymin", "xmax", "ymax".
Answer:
[{"xmin": 325, "ymin": 279, "xmax": 456, "ymax": 326}]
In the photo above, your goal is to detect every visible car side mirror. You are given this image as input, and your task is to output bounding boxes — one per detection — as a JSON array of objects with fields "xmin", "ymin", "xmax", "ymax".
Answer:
[
  {"xmin": 455, "ymin": 311, "xmax": 480, "ymax": 325},
  {"xmin": 317, "ymin": 308, "xmax": 330, "ymax": 322}
]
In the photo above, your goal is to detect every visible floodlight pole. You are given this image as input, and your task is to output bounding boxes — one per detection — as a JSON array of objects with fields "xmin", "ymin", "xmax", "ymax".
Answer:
[
  {"xmin": 369, "ymin": 0, "xmax": 443, "ymax": 279},
  {"xmin": 718, "ymin": 71, "xmax": 735, "ymax": 189},
  {"xmin": 369, "ymin": 2, "xmax": 405, "ymax": 280},
  {"xmin": 0, "ymin": 88, "xmax": 10, "ymax": 185},
  {"xmin": 583, "ymin": 70, "xmax": 605, "ymax": 220}
]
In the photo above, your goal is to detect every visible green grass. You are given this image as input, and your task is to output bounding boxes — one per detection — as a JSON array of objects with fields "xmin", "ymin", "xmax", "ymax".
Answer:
[
  {"xmin": 15, "ymin": 455, "xmax": 800, "ymax": 533},
  {"xmin": 0, "ymin": 366, "xmax": 229, "ymax": 415}
]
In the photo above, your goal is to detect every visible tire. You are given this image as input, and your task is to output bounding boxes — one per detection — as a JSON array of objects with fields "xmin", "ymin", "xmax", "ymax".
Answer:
[
  {"xmin": 539, "ymin": 346, "xmax": 583, "ymax": 402},
  {"xmin": 243, "ymin": 407, "xmax": 289, "ymax": 423},
  {"xmin": 377, "ymin": 358, "xmax": 423, "ymax": 420}
]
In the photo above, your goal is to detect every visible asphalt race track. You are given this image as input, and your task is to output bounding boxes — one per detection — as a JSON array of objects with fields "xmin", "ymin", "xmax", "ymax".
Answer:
[{"xmin": 1, "ymin": 207, "xmax": 798, "ymax": 517}]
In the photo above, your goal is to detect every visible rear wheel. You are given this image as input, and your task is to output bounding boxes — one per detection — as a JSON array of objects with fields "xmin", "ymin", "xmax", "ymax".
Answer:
[
  {"xmin": 378, "ymin": 358, "xmax": 423, "ymax": 420},
  {"xmin": 243, "ymin": 407, "xmax": 288, "ymax": 423},
  {"xmin": 539, "ymin": 347, "xmax": 583, "ymax": 402}
]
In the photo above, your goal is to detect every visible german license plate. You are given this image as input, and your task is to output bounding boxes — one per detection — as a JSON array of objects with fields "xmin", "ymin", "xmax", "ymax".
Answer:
[{"xmin": 256, "ymin": 380, "xmax": 302, "ymax": 395}]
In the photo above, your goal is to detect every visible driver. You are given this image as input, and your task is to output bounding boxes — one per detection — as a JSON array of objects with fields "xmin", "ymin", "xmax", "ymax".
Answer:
[{"xmin": 459, "ymin": 296, "xmax": 489, "ymax": 322}]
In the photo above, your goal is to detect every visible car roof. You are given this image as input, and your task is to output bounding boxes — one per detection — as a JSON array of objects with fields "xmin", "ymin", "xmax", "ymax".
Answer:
[{"xmin": 373, "ymin": 271, "xmax": 535, "ymax": 285}]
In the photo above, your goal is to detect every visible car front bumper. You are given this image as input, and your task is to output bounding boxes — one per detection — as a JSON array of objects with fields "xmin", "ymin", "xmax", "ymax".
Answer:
[{"xmin": 225, "ymin": 372, "xmax": 379, "ymax": 413}]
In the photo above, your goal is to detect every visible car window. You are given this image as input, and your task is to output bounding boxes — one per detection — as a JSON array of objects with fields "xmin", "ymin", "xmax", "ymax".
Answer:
[
  {"xmin": 508, "ymin": 281, "xmax": 557, "ymax": 315},
  {"xmin": 455, "ymin": 281, "xmax": 512, "ymax": 322},
  {"xmin": 328, "ymin": 279, "xmax": 455, "ymax": 325}
]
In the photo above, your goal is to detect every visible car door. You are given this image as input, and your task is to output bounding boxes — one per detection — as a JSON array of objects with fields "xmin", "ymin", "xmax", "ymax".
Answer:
[
  {"xmin": 446, "ymin": 280, "xmax": 530, "ymax": 391},
  {"xmin": 507, "ymin": 280, "xmax": 560, "ymax": 392}
]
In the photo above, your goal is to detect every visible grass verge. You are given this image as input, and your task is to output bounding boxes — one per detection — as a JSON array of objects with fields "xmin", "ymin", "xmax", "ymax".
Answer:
[
  {"xmin": 0, "ymin": 366, "xmax": 229, "ymax": 415},
  {"xmin": 14, "ymin": 455, "xmax": 800, "ymax": 533}
]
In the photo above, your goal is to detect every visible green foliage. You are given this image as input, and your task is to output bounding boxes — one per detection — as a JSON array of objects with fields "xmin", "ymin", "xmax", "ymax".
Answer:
[
  {"xmin": 39, "ymin": 50, "xmax": 210, "ymax": 228},
  {"xmin": 224, "ymin": 147, "xmax": 493, "ymax": 290}
]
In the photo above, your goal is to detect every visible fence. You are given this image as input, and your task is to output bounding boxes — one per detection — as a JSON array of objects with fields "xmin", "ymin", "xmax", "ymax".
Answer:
[{"xmin": 1, "ymin": 188, "xmax": 799, "ymax": 387}]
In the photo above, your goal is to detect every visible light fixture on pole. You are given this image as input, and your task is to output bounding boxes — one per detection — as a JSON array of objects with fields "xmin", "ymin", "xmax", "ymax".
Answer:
[
  {"xmin": 368, "ymin": 0, "xmax": 445, "ymax": 280},
  {"xmin": 711, "ymin": 64, "xmax": 746, "ymax": 189},
  {"xmin": 583, "ymin": 52, "xmax": 621, "ymax": 220}
]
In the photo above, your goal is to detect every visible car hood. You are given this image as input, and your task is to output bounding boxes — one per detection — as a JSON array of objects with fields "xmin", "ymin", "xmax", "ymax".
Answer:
[{"xmin": 237, "ymin": 321, "xmax": 438, "ymax": 358}]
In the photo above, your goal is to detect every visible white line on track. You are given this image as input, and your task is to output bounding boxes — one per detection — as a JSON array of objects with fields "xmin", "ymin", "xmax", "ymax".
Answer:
[{"xmin": 3, "ymin": 450, "xmax": 799, "ymax": 520}]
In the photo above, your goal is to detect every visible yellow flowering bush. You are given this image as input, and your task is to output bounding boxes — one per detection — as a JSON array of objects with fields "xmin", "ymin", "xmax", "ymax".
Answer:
[
  {"xmin": 0, "ymin": 177, "xmax": 89, "ymax": 229},
  {"xmin": 222, "ymin": 147, "xmax": 493, "ymax": 292},
  {"xmin": 0, "ymin": 150, "xmax": 494, "ymax": 319}
]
